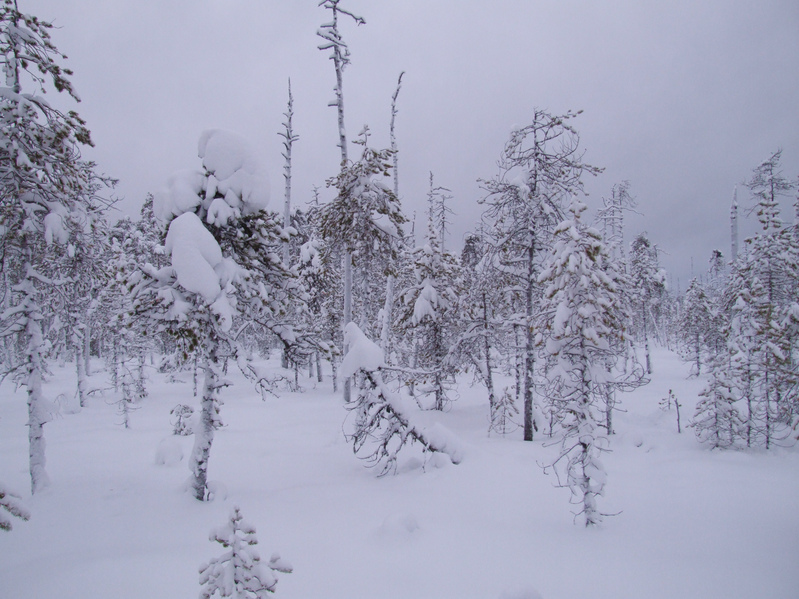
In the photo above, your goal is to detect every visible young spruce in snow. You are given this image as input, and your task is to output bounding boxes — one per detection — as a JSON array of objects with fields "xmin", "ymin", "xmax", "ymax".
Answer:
[
  {"xmin": 538, "ymin": 199, "xmax": 627, "ymax": 526},
  {"xmin": 199, "ymin": 506, "xmax": 292, "ymax": 599}
]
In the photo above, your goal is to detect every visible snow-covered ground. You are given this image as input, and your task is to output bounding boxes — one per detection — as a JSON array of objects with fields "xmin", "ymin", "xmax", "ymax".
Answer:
[{"xmin": 1, "ymin": 348, "xmax": 797, "ymax": 599}]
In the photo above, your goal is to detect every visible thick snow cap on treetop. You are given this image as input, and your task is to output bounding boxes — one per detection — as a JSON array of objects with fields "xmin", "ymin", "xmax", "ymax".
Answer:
[{"xmin": 154, "ymin": 129, "xmax": 270, "ymax": 225}]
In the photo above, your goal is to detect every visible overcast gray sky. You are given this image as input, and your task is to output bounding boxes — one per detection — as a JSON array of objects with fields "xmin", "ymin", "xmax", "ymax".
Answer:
[{"xmin": 27, "ymin": 0, "xmax": 799, "ymax": 287}]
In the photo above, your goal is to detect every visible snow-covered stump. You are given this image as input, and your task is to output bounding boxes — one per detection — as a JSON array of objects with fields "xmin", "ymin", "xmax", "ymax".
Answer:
[
  {"xmin": 342, "ymin": 323, "xmax": 463, "ymax": 474},
  {"xmin": 199, "ymin": 506, "xmax": 292, "ymax": 599}
]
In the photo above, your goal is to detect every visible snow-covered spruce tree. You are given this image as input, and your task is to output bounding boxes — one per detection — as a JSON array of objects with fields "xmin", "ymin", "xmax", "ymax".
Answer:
[
  {"xmin": 295, "ymin": 221, "xmax": 342, "ymax": 387},
  {"xmin": 199, "ymin": 506, "xmax": 292, "ymax": 599},
  {"xmin": 537, "ymin": 199, "xmax": 627, "ymax": 526},
  {"xmin": 692, "ymin": 346, "xmax": 744, "ymax": 449},
  {"xmin": 452, "ymin": 230, "xmax": 510, "ymax": 418},
  {"xmin": 60, "ymin": 209, "xmax": 113, "ymax": 406},
  {"xmin": 317, "ymin": 144, "xmax": 405, "ymax": 347},
  {"xmin": 132, "ymin": 130, "xmax": 299, "ymax": 500},
  {"xmin": 107, "ymin": 216, "xmax": 150, "ymax": 395},
  {"xmin": 395, "ymin": 173, "xmax": 459, "ymax": 410},
  {"xmin": 702, "ymin": 249, "xmax": 730, "ymax": 360},
  {"xmin": 479, "ymin": 109, "xmax": 602, "ymax": 441},
  {"xmin": 723, "ymin": 151, "xmax": 798, "ymax": 448},
  {"xmin": 678, "ymin": 277, "xmax": 712, "ymax": 376},
  {"xmin": 628, "ymin": 232, "xmax": 667, "ymax": 374},
  {"xmin": 0, "ymin": 0, "xmax": 111, "ymax": 493},
  {"xmin": 596, "ymin": 180, "xmax": 637, "ymax": 264},
  {"xmin": 342, "ymin": 322, "xmax": 463, "ymax": 474}
]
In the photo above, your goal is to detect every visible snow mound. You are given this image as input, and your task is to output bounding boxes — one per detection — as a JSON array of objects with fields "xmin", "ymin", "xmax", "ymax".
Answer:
[
  {"xmin": 205, "ymin": 481, "xmax": 227, "ymax": 502},
  {"xmin": 341, "ymin": 322, "xmax": 385, "ymax": 378},
  {"xmin": 377, "ymin": 512, "xmax": 420, "ymax": 537},
  {"xmin": 426, "ymin": 450, "xmax": 454, "ymax": 469},
  {"xmin": 55, "ymin": 392, "xmax": 80, "ymax": 415},
  {"xmin": 155, "ymin": 437, "xmax": 184, "ymax": 467},
  {"xmin": 423, "ymin": 423, "xmax": 465, "ymax": 465}
]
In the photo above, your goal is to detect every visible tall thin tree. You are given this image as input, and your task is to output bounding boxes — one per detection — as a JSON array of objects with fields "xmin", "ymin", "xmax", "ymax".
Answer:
[{"xmin": 317, "ymin": 0, "xmax": 364, "ymax": 401}]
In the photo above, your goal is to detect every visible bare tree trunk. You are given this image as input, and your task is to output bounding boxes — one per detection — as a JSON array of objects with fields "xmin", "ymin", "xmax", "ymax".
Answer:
[
  {"xmin": 26, "ymin": 298, "xmax": 50, "ymax": 495},
  {"xmin": 74, "ymin": 333, "xmax": 87, "ymax": 407},
  {"xmin": 523, "ymin": 242, "xmax": 537, "ymax": 441},
  {"xmin": 190, "ymin": 341, "xmax": 221, "ymax": 501},
  {"xmin": 481, "ymin": 292, "xmax": 496, "ymax": 411},
  {"xmin": 83, "ymin": 316, "xmax": 92, "ymax": 376},
  {"xmin": 343, "ymin": 252, "xmax": 352, "ymax": 402},
  {"xmin": 280, "ymin": 79, "xmax": 297, "ymax": 269},
  {"xmin": 380, "ymin": 273, "xmax": 394, "ymax": 358},
  {"xmin": 317, "ymin": 0, "xmax": 364, "ymax": 403}
]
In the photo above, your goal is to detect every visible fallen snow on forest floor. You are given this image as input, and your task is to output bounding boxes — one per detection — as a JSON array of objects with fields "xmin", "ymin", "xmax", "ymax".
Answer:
[{"xmin": 1, "ymin": 348, "xmax": 797, "ymax": 599}]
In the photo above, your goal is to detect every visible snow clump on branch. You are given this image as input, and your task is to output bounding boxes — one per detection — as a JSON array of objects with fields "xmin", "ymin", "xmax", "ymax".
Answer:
[{"xmin": 154, "ymin": 129, "xmax": 270, "ymax": 225}]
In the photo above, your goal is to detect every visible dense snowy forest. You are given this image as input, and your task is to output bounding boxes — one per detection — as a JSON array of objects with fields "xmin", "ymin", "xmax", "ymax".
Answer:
[{"xmin": 1, "ymin": 1, "xmax": 798, "ymax": 597}]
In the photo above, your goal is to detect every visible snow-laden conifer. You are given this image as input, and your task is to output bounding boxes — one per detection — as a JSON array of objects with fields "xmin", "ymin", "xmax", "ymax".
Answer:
[
  {"xmin": 133, "ymin": 130, "xmax": 301, "ymax": 500},
  {"xmin": 199, "ymin": 506, "xmax": 292, "ymax": 599},
  {"xmin": 692, "ymin": 348, "xmax": 744, "ymax": 449},
  {"xmin": 628, "ymin": 232, "xmax": 667, "ymax": 373},
  {"xmin": 723, "ymin": 150, "xmax": 798, "ymax": 448},
  {"xmin": 316, "ymin": 0, "xmax": 365, "ymax": 401},
  {"xmin": 679, "ymin": 278, "xmax": 712, "ymax": 376},
  {"xmin": 0, "ymin": 0, "xmax": 111, "ymax": 493},
  {"xmin": 479, "ymin": 109, "xmax": 602, "ymax": 441},
  {"xmin": 317, "ymin": 144, "xmax": 405, "ymax": 342},
  {"xmin": 395, "ymin": 174, "xmax": 459, "ymax": 410},
  {"xmin": 538, "ymin": 199, "xmax": 627, "ymax": 526},
  {"xmin": 452, "ymin": 231, "xmax": 510, "ymax": 419}
]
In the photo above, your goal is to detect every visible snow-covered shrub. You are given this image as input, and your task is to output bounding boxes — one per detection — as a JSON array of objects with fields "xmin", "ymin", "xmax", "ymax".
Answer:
[
  {"xmin": 199, "ymin": 506, "xmax": 292, "ymax": 598},
  {"xmin": 0, "ymin": 483, "xmax": 31, "ymax": 532},
  {"xmin": 155, "ymin": 437, "xmax": 184, "ymax": 467},
  {"xmin": 489, "ymin": 386, "xmax": 519, "ymax": 436},
  {"xmin": 171, "ymin": 404, "xmax": 195, "ymax": 436}
]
